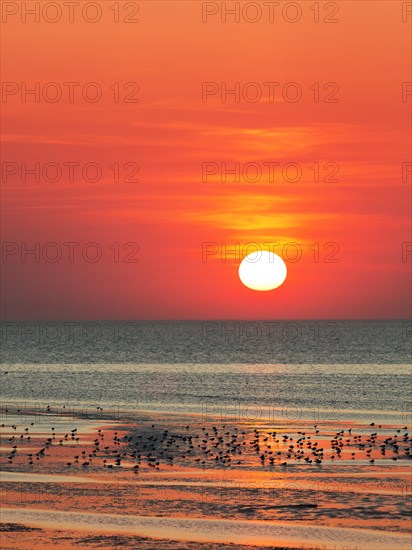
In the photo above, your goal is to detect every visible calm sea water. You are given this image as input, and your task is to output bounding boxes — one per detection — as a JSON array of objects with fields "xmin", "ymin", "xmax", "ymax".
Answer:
[
  {"xmin": 1, "ymin": 320, "xmax": 411, "ymax": 364},
  {"xmin": 1, "ymin": 321, "xmax": 411, "ymax": 424}
]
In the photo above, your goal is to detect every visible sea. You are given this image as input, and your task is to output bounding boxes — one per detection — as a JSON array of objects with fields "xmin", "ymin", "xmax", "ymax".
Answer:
[{"xmin": 1, "ymin": 320, "xmax": 411, "ymax": 426}]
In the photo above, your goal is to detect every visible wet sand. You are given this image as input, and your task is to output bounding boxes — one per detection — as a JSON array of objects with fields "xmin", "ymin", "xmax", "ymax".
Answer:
[
  {"xmin": 0, "ymin": 523, "xmax": 309, "ymax": 550},
  {"xmin": 0, "ymin": 408, "xmax": 411, "ymax": 549}
]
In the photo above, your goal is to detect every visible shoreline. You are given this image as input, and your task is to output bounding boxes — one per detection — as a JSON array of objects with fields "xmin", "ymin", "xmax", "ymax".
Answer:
[{"xmin": 1, "ymin": 407, "xmax": 411, "ymax": 549}]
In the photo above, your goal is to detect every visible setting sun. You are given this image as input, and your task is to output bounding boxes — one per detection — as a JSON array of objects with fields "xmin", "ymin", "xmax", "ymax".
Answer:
[{"xmin": 238, "ymin": 250, "xmax": 287, "ymax": 291}]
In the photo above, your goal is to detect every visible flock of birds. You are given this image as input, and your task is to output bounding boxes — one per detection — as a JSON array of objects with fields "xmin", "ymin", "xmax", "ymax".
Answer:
[{"xmin": 1, "ymin": 417, "xmax": 411, "ymax": 472}]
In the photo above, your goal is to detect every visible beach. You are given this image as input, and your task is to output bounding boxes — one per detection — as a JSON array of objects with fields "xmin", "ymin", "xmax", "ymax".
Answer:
[{"xmin": 1, "ymin": 405, "xmax": 411, "ymax": 549}]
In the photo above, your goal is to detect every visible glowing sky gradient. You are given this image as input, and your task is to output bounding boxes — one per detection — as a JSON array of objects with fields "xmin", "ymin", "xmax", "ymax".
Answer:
[{"xmin": 1, "ymin": 1, "xmax": 411, "ymax": 319}]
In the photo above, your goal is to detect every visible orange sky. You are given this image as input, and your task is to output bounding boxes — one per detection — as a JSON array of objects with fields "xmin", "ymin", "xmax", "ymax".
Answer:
[{"xmin": 1, "ymin": 1, "xmax": 411, "ymax": 319}]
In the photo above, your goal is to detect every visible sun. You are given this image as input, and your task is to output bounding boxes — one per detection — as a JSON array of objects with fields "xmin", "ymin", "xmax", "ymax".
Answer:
[{"xmin": 238, "ymin": 250, "xmax": 287, "ymax": 291}]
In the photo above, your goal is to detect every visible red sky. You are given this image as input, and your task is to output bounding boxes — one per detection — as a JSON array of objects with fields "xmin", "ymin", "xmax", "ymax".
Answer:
[{"xmin": 1, "ymin": 1, "xmax": 411, "ymax": 320}]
